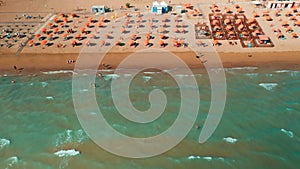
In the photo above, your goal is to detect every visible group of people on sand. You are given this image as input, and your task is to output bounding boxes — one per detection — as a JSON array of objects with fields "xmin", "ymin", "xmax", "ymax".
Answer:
[{"xmin": 66, "ymin": 60, "xmax": 76, "ymax": 64}]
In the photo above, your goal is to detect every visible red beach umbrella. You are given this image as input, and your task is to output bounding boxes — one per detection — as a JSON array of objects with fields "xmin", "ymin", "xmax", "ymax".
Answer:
[
  {"xmin": 100, "ymin": 40, "xmax": 106, "ymax": 46},
  {"xmin": 53, "ymin": 28, "xmax": 59, "ymax": 34},
  {"xmin": 35, "ymin": 34, "xmax": 41, "ymax": 39},
  {"xmin": 63, "ymin": 17, "xmax": 68, "ymax": 23},
  {"xmin": 75, "ymin": 34, "xmax": 81, "ymax": 39},
  {"xmin": 62, "ymin": 33, "xmax": 68, "ymax": 38},
  {"xmin": 71, "ymin": 40, "xmax": 77, "ymax": 45},
  {"xmin": 97, "ymin": 22, "xmax": 103, "ymax": 27},
  {"xmin": 90, "ymin": 34, "xmax": 95, "ymax": 39},
  {"xmin": 281, "ymin": 21, "xmax": 288, "ymax": 26},
  {"xmin": 28, "ymin": 40, "xmax": 34, "ymax": 46},
  {"xmin": 265, "ymin": 16, "xmax": 272, "ymax": 21},
  {"xmin": 41, "ymin": 27, "xmax": 47, "ymax": 34}
]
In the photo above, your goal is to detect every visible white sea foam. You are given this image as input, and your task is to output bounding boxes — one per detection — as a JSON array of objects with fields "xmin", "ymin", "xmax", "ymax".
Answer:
[
  {"xmin": 259, "ymin": 83, "xmax": 278, "ymax": 91},
  {"xmin": 275, "ymin": 70, "xmax": 291, "ymax": 73},
  {"xmin": 123, "ymin": 74, "xmax": 132, "ymax": 77},
  {"xmin": 79, "ymin": 89, "xmax": 89, "ymax": 92},
  {"xmin": 143, "ymin": 72, "xmax": 157, "ymax": 75},
  {"xmin": 231, "ymin": 67, "xmax": 258, "ymax": 70},
  {"xmin": 223, "ymin": 137, "xmax": 238, "ymax": 143},
  {"xmin": 187, "ymin": 155, "xmax": 201, "ymax": 160},
  {"xmin": 245, "ymin": 73, "xmax": 258, "ymax": 78},
  {"xmin": 175, "ymin": 74, "xmax": 194, "ymax": 77},
  {"xmin": 203, "ymin": 157, "xmax": 213, "ymax": 161},
  {"xmin": 0, "ymin": 138, "xmax": 10, "ymax": 149},
  {"xmin": 280, "ymin": 129, "xmax": 294, "ymax": 138},
  {"xmin": 103, "ymin": 74, "xmax": 120, "ymax": 81},
  {"xmin": 4, "ymin": 156, "xmax": 19, "ymax": 169},
  {"xmin": 41, "ymin": 82, "xmax": 48, "ymax": 88},
  {"xmin": 265, "ymin": 73, "xmax": 273, "ymax": 77},
  {"xmin": 42, "ymin": 70, "xmax": 74, "ymax": 75},
  {"xmin": 143, "ymin": 76, "xmax": 152, "ymax": 82},
  {"xmin": 54, "ymin": 149, "xmax": 80, "ymax": 157},
  {"xmin": 187, "ymin": 155, "xmax": 224, "ymax": 161},
  {"xmin": 46, "ymin": 96, "xmax": 54, "ymax": 100},
  {"xmin": 55, "ymin": 129, "xmax": 87, "ymax": 147}
]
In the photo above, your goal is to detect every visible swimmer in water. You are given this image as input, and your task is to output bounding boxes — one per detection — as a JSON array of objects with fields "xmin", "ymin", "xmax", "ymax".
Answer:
[
  {"xmin": 97, "ymin": 73, "xmax": 103, "ymax": 78},
  {"xmin": 90, "ymin": 82, "xmax": 96, "ymax": 88},
  {"xmin": 11, "ymin": 80, "xmax": 16, "ymax": 84}
]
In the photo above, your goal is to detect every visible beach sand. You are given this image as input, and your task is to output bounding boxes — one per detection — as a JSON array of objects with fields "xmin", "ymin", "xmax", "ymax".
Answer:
[{"xmin": 0, "ymin": 0, "xmax": 300, "ymax": 74}]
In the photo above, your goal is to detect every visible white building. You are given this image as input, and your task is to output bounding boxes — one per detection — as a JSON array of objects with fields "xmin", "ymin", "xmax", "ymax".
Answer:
[{"xmin": 91, "ymin": 5, "xmax": 106, "ymax": 13}]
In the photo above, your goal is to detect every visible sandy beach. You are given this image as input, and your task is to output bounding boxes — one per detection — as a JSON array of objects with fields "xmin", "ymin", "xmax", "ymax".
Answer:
[{"xmin": 1, "ymin": 0, "xmax": 300, "ymax": 74}]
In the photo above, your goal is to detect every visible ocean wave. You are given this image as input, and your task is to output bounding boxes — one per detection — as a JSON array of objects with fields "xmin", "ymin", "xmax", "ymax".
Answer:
[
  {"xmin": 42, "ymin": 70, "xmax": 74, "ymax": 75},
  {"xmin": 55, "ymin": 129, "xmax": 88, "ymax": 147},
  {"xmin": 275, "ymin": 70, "xmax": 291, "ymax": 73},
  {"xmin": 280, "ymin": 129, "xmax": 294, "ymax": 138},
  {"xmin": 143, "ymin": 72, "xmax": 157, "ymax": 75},
  {"xmin": 103, "ymin": 74, "xmax": 120, "ymax": 81},
  {"xmin": 187, "ymin": 155, "xmax": 225, "ymax": 161},
  {"xmin": 46, "ymin": 96, "xmax": 54, "ymax": 100},
  {"xmin": 0, "ymin": 138, "xmax": 11, "ymax": 149},
  {"xmin": 79, "ymin": 89, "xmax": 89, "ymax": 92},
  {"xmin": 245, "ymin": 73, "xmax": 258, "ymax": 78},
  {"xmin": 123, "ymin": 74, "xmax": 132, "ymax": 77},
  {"xmin": 230, "ymin": 67, "xmax": 258, "ymax": 71},
  {"xmin": 223, "ymin": 137, "xmax": 238, "ymax": 144},
  {"xmin": 265, "ymin": 73, "xmax": 273, "ymax": 77},
  {"xmin": 259, "ymin": 83, "xmax": 278, "ymax": 91},
  {"xmin": 2, "ymin": 156, "xmax": 19, "ymax": 169},
  {"xmin": 143, "ymin": 76, "xmax": 152, "ymax": 82},
  {"xmin": 54, "ymin": 149, "xmax": 80, "ymax": 157}
]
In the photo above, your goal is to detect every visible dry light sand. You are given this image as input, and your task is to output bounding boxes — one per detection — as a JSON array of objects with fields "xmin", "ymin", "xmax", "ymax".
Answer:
[{"xmin": 0, "ymin": 0, "xmax": 300, "ymax": 74}]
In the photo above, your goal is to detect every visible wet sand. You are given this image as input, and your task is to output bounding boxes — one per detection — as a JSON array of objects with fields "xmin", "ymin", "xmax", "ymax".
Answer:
[{"xmin": 1, "ymin": 51, "xmax": 299, "ymax": 75}]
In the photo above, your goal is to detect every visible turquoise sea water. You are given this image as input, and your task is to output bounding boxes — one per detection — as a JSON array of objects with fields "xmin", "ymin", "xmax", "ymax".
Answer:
[{"xmin": 0, "ymin": 68, "xmax": 300, "ymax": 169}]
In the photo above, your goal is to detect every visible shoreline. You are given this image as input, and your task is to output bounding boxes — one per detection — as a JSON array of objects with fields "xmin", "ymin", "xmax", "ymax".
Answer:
[{"xmin": 1, "ymin": 51, "xmax": 300, "ymax": 75}]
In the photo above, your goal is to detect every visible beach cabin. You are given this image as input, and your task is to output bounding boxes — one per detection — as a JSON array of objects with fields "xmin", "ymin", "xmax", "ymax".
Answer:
[
  {"xmin": 176, "ymin": 5, "xmax": 183, "ymax": 14},
  {"xmin": 152, "ymin": 1, "xmax": 160, "ymax": 13},
  {"xmin": 258, "ymin": 35, "xmax": 271, "ymax": 44},
  {"xmin": 267, "ymin": 0, "xmax": 299, "ymax": 9},
  {"xmin": 160, "ymin": 1, "xmax": 169, "ymax": 13},
  {"xmin": 91, "ymin": 5, "xmax": 106, "ymax": 13},
  {"xmin": 152, "ymin": 1, "xmax": 169, "ymax": 14}
]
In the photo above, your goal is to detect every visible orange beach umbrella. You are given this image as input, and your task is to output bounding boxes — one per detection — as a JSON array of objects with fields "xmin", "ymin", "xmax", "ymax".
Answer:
[
  {"xmin": 28, "ymin": 40, "xmax": 34, "ymax": 45},
  {"xmin": 41, "ymin": 40, "xmax": 48, "ymax": 45}
]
